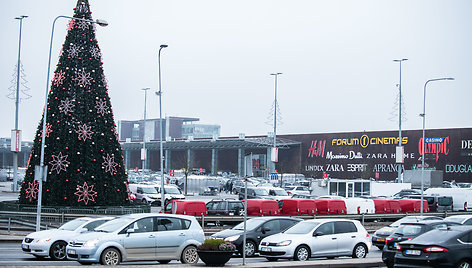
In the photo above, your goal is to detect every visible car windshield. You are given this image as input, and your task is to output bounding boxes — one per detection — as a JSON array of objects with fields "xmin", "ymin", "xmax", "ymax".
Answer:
[
  {"xmin": 94, "ymin": 216, "xmax": 134, "ymax": 233},
  {"xmin": 165, "ymin": 187, "xmax": 181, "ymax": 194},
  {"xmin": 253, "ymin": 188, "xmax": 270, "ymax": 196},
  {"xmin": 233, "ymin": 218, "xmax": 266, "ymax": 231},
  {"xmin": 58, "ymin": 218, "xmax": 89, "ymax": 231},
  {"xmin": 142, "ymin": 187, "xmax": 158, "ymax": 194},
  {"xmin": 395, "ymin": 224, "xmax": 423, "ymax": 236},
  {"xmin": 271, "ymin": 189, "xmax": 288, "ymax": 196},
  {"xmin": 285, "ymin": 221, "xmax": 319, "ymax": 234},
  {"xmin": 391, "ymin": 217, "xmax": 426, "ymax": 228},
  {"xmin": 445, "ymin": 216, "xmax": 465, "ymax": 224}
]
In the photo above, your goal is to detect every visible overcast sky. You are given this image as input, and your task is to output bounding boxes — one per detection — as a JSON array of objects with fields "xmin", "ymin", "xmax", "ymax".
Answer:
[{"xmin": 1, "ymin": 0, "xmax": 471, "ymax": 141}]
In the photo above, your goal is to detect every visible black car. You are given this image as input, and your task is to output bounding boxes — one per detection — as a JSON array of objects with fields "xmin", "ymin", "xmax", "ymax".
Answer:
[
  {"xmin": 206, "ymin": 199, "xmax": 244, "ymax": 216},
  {"xmin": 372, "ymin": 216, "xmax": 443, "ymax": 250},
  {"xmin": 393, "ymin": 189, "xmax": 421, "ymax": 198},
  {"xmin": 381, "ymin": 220, "xmax": 460, "ymax": 268},
  {"xmin": 394, "ymin": 225, "xmax": 472, "ymax": 268},
  {"xmin": 210, "ymin": 216, "xmax": 302, "ymax": 257}
]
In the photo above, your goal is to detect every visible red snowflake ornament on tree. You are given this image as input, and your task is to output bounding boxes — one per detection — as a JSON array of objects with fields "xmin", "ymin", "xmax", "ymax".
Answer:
[
  {"xmin": 40, "ymin": 123, "xmax": 53, "ymax": 138},
  {"xmin": 53, "ymin": 70, "xmax": 66, "ymax": 86},
  {"xmin": 95, "ymin": 99, "xmax": 108, "ymax": 116},
  {"xmin": 75, "ymin": 70, "xmax": 92, "ymax": 87},
  {"xmin": 102, "ymin": 154, "xmax": 118, "ymax": 175},
  {"xmin": 49, "ymin": 152, "xmax": 70, "ymax": 174},
  {"xmin": 74, "ymin": 181, "xmax": 97, "ymax": 205},
  {"xmin": 59, "ymin": 98, "xmax": 75, "ymax": 115},
  {"xmin": 25, "ymin": 180, "xmax": 39, "ymax": 202},
  {"xmin": 76, "ymin": 123, "xmax": 94, "ymax": 141}
]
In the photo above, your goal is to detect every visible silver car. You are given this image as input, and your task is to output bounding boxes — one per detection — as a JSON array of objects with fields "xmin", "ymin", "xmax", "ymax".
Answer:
[
  {"xmin": 21, "ymin": 217, "xmax": 112, "ymax": 260},
  {"xmin": 259, "ymin": 219, "xmax": 372, "ymax": 261},
  {"xmin": 66, "ymin": 213, "xmax": 204, "ymax": 265}
]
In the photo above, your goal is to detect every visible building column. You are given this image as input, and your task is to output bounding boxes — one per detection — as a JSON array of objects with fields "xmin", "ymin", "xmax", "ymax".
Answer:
[
  {"xmin": 165, "ymin": 149, "xmax": 171, "ymax": 173},
  {"xmin": 238, "ymin": 148, "xmax": 245, "ymax": 177},
  {"xmin": 187, "ymin": 149, "xmax": 193, "ymax": 171},
  {"xmin": 211, "ymin": 149, "xmax": 218, "ymax": 175},
  {"xmin": 124, "ymin": 150, "xmax": 130, "ymax": 170}
]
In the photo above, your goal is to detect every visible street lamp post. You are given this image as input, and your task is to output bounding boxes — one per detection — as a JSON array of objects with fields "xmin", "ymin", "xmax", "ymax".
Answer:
[
  {"xmin": 393, "ymin": 58, "xmax": 408, "ymax": 183},
  {"xmin": 12, "ymin": 15, "xmax": 28, "ymax": 192},
  {"xmin": 420, "ymin": 77, "xmax": 454, "ymax": 215},
  {"xmin": 141, "ymin": 87, "xmax": 150, "ymax": 177},
  {"xmin": 270, "ymin": 73, "xmax": 282, "ymax": 175},
  {"xmin": 36, "ymin": 15, "xmax": 108, "ymax": 231},
  {"xmin": 157, "ymin": 44, "xmax": 168, "ymax": 213}
]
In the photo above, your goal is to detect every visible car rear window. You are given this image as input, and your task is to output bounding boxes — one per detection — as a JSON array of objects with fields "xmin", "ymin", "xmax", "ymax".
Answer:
[
  {"xmin": 334, "ymin": 221, "xmax": 357, "ymax": 234},
  {"xmin": 438, "ymin": 197, "xmax": 453, "ymax": 206},
  {"xmin": 395, "ymin": 224, "xmax": 423, "ymax": 236}
]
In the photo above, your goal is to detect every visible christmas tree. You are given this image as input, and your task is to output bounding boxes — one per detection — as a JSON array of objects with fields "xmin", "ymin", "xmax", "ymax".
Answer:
[{"xmin": 18, "ymin": 0, "xmax": 130, "ymax": 206}]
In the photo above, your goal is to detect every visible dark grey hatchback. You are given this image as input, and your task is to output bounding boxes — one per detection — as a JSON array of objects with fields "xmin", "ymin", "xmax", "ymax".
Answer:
[
  {"xmin": 394, "ymin": 225, "xmax": 472, "ymax": 268},
  {"xmin": 210, "ymin": 216, "xmax": 302, "ymax": 257}
]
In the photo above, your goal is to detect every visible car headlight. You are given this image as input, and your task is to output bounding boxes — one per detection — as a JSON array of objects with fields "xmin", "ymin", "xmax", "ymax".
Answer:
[
  {"xmin": 276, "ymin": 240, "xmax": 291, "ymax": 246},
  {"xmin": 84, "ymin": 238, "xmax": 100, "ymax": 247},
  {"xmin": 224, "ymin": 235, "xmax": 240, "ymax": 242},
  {"xmin": 37, "ymin": 238, "xmax": 52, "ymax": 243}
]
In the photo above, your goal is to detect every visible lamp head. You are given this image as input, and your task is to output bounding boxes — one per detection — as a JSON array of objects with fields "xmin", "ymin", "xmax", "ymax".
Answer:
[
  {"xmin": 15, "ymin": 15, "xmax": 28, "ymax": 20},
  {"xmin": 95, "ymin": 19, "xmax": 108, "ymax": 27},
  {"xmin": 160, "ymin": 44, "xmax": 168, "ymax": 48}
]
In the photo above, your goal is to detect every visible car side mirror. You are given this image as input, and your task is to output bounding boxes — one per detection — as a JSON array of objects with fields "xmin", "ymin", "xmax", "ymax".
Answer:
[
  {"xmin": 126, "ymin": 229, "xmax": 135, "ymax": 234},
  {"xmin": 262, "ymin": 227, "xmax": 271, "ymax": 234},
  {"xmin": 313, "ymin": 231, "xmax": 324, "ymax": 237},
  {"xmin": 79, "ymin": 228, "xmax": 88, "ymax": 233}
]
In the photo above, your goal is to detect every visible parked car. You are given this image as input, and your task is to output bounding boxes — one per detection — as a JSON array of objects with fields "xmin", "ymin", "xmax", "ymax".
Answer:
[
  {"xmin": 259, "ymin": 186, "xmax": 290, "ymax": 201},
  {"xmin": 381, "ymin": 220, "xmax": 460, "ymax": 268},
  {"xmin": 393, "ymin": 189, "xmax": 421, "ymax": 198},
  {"xmin": 152, "ymin": 184, "xmax": 185, "ymax": 204},
  {"xmin": 66, "ymin": 213, "xmax": 204, "ymax": 265},
  {"xmin": 371, "ymin": 215, "xmax": 443, "ymax": 250},
  {"xmin": 405, "ymin": 195, "xmax": 453, "ymax": 212},
  {"xmin": 206, "ymin": 199, "xmax": 244, "ymax": 216},
  {"xmin": 259, "ymin": 219, "xmax": 371, "ymax": 261},
  {"xmin": 238, "ymin": 187, "xmax": 271, "ymax": 200},
  {"xmin": 397, "ymin": 199, "xmax": 429, "ymax": 213},
  {"xmin": 291, "ymin": 194, "xmax": 318, "ymax": 199},
  {"xmin": 445, "ymin": 214, "xmax": 472, "ymax": 225},
  {"xmin": 372, "ymin": 199, "xmax": 402, "ymax": 214},
  {"xmin": 164, "ymin": 200, "xmax": 207, "ymax": 216},
  {"xmin": 22, "ymin": 217, "xmax": 112, "ymax": 260},
  {"xmin": 279, "ymin": 199, "xmax": 316, "ymax": 216},
  {"xmin": 211, "ymin": 216, "xmax": 302, "ymax": 257},
  {"xmin": 394, "ymin": 225, "xmax": 472, "ymax": 268},
  {"xmin": 128, "ymin": 184, "xmax": 160, "ymax": 205},
  {"xmin": 313, "ymin": 199, "xmax": 346, "ymax": 215},
  {"xmin": 285, "ymin": 186, "xmax": 311, "ymax": 196}
]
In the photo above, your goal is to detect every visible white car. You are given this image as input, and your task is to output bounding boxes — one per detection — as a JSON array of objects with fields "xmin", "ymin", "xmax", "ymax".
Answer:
[
  {"xmin": 21, "ymin": 217, "xmax": 112, "ymax": 260},
  {"xmin": 285, "ymin": 186, "xmax": 311, "ymax": 196},
  {"xmin": 259, "ymin": 219, "xmax": 371, "ymax": 261},
  {"xmin": 128, "ymin": 184, "xmax": 160, "ymax": 204},
  {"xmin": 66, "ymin": 213, "xmax": 204, "ymax": 265},
  {"xmin": 153, "ymin": 184, "xmax": 185, "ymax": 204}
]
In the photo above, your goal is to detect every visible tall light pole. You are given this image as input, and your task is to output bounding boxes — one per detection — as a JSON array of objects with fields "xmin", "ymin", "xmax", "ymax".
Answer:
[
  {"xmin": 141, "ymin": 88, "xmax": 150, "ymax": 177},
  {"xmin": 393, "ymin": 58, "xmax": 407, "ymax": 183},
  {"xmin": 270, "ymin": 73, "xmax": 282, "ymax": 175},
  {"xmin": 36, "ymin": 15, "xmax": 108, "ymax": 231},
  {"xmin": 12, "ymin": 15, "xmax": 28, "ymax": 192},
  {"xmin": 420, "ymin": 77, "xmax": 454, "ymax": 215},
  {"xmin": 157, "ymin": 44, "xmax": 168, "ymax": 213}
]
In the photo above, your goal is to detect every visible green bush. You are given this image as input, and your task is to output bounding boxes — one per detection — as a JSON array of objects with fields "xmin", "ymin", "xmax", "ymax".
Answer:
[{"xmin": 197, "ymin": 238, "xmax": 236, "ymax": 251}]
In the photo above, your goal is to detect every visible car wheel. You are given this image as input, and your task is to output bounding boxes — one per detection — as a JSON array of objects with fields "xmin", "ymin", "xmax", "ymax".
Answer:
[
  {"xmin": 158, "ymin": 260, "xmax": 171, "ymax": 264},
  {"xmin": 244, "ymin": 240, "xmax": 256, "ymax": 257},
  {"xmin": 266, "ymin": 257, "xmax": 278, "ymax": 261},
  {"xmin": 352, "ymin": 244, "xmax": 367, "ymax": 258},
  {"xmin": 100, "ymin": 248, "xmax": 121, "ymax": 265},
  {"xmin": 457, "ymin": 259, "xmax": 472, "ymax": 268},
  {"xmin": 142, "ymin": 198, "xmax": 147, "ymax": 204},
  {"xmin": 294, "ymin": 245, "xmax": 310, "ymax": 261},
  {"xmin": 49, "ymin": 241, "xmax": 67, "ymax": 261},
  {"xmin": 181, "ymin": 245, "xmax": 198, "ymax": 264}
]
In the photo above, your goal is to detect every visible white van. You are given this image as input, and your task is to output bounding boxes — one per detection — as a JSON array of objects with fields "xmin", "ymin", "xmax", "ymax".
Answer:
[
  {"xmin": 152, "ymin": 184, "xmax": 185, "ymax": 205},
  {"xmin": 424, "ymin": 188, "xmax": 472, "ymax": 211},
  {"xmin": 128, "ymin": 184, "xmax": 160, "ymax": 205}
]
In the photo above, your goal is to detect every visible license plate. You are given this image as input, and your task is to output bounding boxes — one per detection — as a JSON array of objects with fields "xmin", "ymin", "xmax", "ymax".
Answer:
[
  {"xmin": 376, "ymin": 238, "xmax": 385, "ymax": 242},
  {"xmin": 22, "ymin": 244, "xmax": 29, "ymax": 250},
  {"xmin": 68, "ymin": 249, "xmax": 76, "ymax": 255},
  {"xmin": 405, "ymin": 249, "xmax": 421, "ymax": 256},
  {"xmin": 260, "ymin": 247, "xmax": 271, "ymax": 252}
]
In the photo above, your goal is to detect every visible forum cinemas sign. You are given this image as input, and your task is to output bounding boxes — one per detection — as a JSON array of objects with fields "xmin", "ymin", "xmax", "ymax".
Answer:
[{"xmin": 331, "ymin": 134, "xmax": 408, "ymax": 148}]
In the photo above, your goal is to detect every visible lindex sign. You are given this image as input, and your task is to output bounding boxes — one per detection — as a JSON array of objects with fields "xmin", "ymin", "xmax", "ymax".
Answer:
[{"xmin": 282, "ymin": 128, "xmax": 472, "ymax": 181}]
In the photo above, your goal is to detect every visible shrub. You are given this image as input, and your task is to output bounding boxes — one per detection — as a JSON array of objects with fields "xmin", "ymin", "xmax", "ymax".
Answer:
[{"xmin": 197, "ymin": 238, "xmax": 236, "ymax": 251}]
